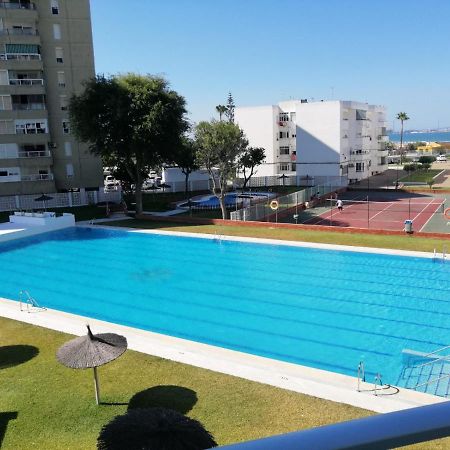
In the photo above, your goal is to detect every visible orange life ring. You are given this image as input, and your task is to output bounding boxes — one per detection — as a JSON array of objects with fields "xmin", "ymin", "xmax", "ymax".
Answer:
[
  {"xmin": 444, "ymin": 208, "xmax": 450, "ymax": 220},
  {"xmin": 269, "ymin": 200, "xmax": 279, "ymax": 211}
]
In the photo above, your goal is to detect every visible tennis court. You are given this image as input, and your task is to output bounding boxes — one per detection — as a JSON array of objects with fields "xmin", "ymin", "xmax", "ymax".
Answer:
[{"xmin": 283, "ymin": 191, "xmax": 450, "ymax": 233}]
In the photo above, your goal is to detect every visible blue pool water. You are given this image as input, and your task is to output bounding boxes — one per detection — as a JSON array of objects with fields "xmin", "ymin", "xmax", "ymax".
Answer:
[
  {"xmin": 180, "ymin": 192, "xmax": 272, "ymax": 208},
  {"xmin": 1, "ymin": 227, "xmax": 449, "ymax": 386}
]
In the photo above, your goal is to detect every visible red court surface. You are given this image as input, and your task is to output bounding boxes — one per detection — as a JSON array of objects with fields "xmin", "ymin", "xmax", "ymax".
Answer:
[{"xmin": 301, "ymin": 197, "xmax": 446, "ymax": 231}]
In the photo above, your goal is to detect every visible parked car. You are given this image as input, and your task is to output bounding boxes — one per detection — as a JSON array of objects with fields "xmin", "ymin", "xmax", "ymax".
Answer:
[{"xmin": 436, "ymin": 155, "xmax": 447, "ymax": 162}]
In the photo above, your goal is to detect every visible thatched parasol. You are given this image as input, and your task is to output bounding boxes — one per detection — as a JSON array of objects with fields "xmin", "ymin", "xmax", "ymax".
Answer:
[
  {"xmin": 34, "ymin": 193, "xmax": 53, "ymax": 211},
  {"xmin": 56, "ymin": 325, "xmax": 127, "ymax": 404}
]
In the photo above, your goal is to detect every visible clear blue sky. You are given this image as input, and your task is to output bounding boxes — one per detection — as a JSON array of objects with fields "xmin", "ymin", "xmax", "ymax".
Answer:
[{"xmin": 90, "ymin": 0, "xmax": 450, "ymax": 131}]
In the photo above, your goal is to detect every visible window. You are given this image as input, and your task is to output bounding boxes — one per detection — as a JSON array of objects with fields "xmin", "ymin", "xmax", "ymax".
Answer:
[
  {"xmin": 57, "ymin": 71, "xmax": 65, "ymax": 87},
  {"xmin": 279, "ymin": 163, "xmax": 290, "ymax": 172},
  {"xmin": 279, "ymin": 131, "xmax": 289, "ymax": 139},
  {"xmin": 15, "ymin": 120, "xmax": 47, "ymax": 134},
  {"xmin": 279, "ymin": 146, "xmax": 290, "ymax": 155},
  {"xmin": 290, "ymin": 112, "xmax": 296, "ymax": 121},
  {"xmin": 356, "ymin": 109, "xmax": 367, "ymax": 120},
  {"xmin": 0, "ymin": 120, "xmax": 14, "ymax": 134},
  {"xmin": 0, "ymin": 95, "xmax": 12, "ymax": 110},
  {"xmin": 356, "ymin": 162, "xmax": 365, "ymax": 172},
  {"xmin": 62, "ymin": 120, "xmax": 70, "ymax": 134},
  {"xmin": 278, "ymin": 112, "xmax": 289, "ymax": 122},
  {"xmin": 0, "ymin": 70, "xmax": 8, "ymax": 85},
  {"xmin": 59, "ymin": 95, "xmax": 68, "ymax": 110},
  {"xmin": 64, "ymin": 141, "xmax": 72, "ymax": 156},
  {"xmin": 66, "ymin": 163, "xmax": 74, "ymax": 177},
  {"xmin": 55, "ymin": 47, "xmax": 63, "ymax": 63},
  {"xmin": 291, "ymin": 163, "xmax": 296, "ymax": 171},
  {"xmin": 51, "ymin": 0, "xmax": 59, "ymax": 14},
  {"xmin": 53, "ymin": 24, "xmax": 61, "ymax": 39}
]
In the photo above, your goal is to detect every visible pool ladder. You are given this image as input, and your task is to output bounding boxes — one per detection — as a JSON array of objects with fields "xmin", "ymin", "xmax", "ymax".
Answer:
[
  {"xmin": 433, "ymin": 246, "xmax": 447, "ymax": 263},
  {"xmin": 19, "ymin": 290, "xmax": 46, "ymax": 313}
]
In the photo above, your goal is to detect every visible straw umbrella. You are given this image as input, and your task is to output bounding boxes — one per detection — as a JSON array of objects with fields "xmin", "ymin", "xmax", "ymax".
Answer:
[
  {"xmin": 56, "ymin": 325, "xmax": 127, "ymax": 404},
  {"xmin": 34, "ymin": 193, "xmax": 53, "ymax": 211}
]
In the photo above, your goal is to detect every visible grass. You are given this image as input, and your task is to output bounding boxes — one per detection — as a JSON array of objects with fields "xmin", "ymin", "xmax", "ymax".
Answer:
[
  {"xmin": 401, "ymin": 169, "xmax": 442, "ymax": 183},
  {"xmin": 0, "ymin": 317, "xmax": 372, "ymax": 449},
  {"xmin": 101, "ymin": 219, "xmax": 448, "ymax": 253}
]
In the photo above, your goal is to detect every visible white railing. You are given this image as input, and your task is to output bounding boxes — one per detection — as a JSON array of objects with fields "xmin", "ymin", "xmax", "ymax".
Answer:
[
  {"xmin": 0, "ymin": 28, "xmax": 38, "ymax": 35},
  {"xmin": 12, "ymin": 102, "xmax": 45, "ymax": 110},
  {"xmin": 9, "ymin": 78, "xmax": 43, "ymax": 86},
  {"xmin": 19, "ymin": 150, "xmax": 50, "ymax": 158},
  {"xmin": 0, "ymin": 53, "xmax": 41, "ymax": 61},
  {"xmin": 0, "ymin": 188, "xmax": 122, "ymax": 212},
  {"xmin": 21, "ymin": 173, "xmax": 53, "ymax": 181},
  {"xmin": 0, "ymin": 1, "xmax": 36, "ymax": 10}
]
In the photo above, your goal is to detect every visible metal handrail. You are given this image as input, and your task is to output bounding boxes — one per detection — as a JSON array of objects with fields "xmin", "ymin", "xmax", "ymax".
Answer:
[
  {"xmin": 415, "ymin": 373, "xmax": 450, "ymax": 390},
  {"xmin": 412, "ymin": 354, "xmax": 450, "ymax": 370},
  {"xmin": 419, "ymin": 344, "xmax": 450, "ymax": 360}
]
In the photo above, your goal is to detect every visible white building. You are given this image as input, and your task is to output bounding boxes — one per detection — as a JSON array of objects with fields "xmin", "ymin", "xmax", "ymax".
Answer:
[{"xmin": 235, "ymin": 100, "xmax": 388, "ymax": 184}]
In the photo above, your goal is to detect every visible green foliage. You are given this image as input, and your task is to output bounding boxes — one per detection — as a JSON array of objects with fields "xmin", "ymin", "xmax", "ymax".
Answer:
[
  {"xmin": 418, "ymin": 156, "xmax": 436, "ymax": 164},
  {"xmin": 421, "ymin": 163, "xmax": 432, "ymax": 171},
  {"xmin": 403, "ymin": 163, "xmax": 417, "ymax": 173},
  {"xmin": 238, "ymin": 147, "xmax": 266, "ymax": 189},
  {"xmin": 225, "ymin": 92, "xmax": 235, "ymax": 123},
  {"xmin": 397, "ymin": 112, "xmax": 410, "ymax": 122},
  {"xmin": 215, "ymin": 104, "xmax": 227, "ymax": 121},
  {"xmin": 427, "ymin": 178, "xmax": 436, "ymax": 189},
  {"xmin": 195, "ymin": 120, "xmax": 248, "ymax": 218},
  {"xmin": 69, "ymin": 73, "xmax": 188, "ymax": 213},
  {"xmin": 172, "ymin": 137, "xmax": 200, "ymax": 194}
]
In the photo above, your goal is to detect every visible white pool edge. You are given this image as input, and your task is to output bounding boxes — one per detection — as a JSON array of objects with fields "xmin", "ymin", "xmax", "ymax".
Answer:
[
  {"xmin": 84, "ymin": 223, "xmax": 439, "ymax": 259},
  {"xmin": 0, "ymin": 297, "xmax": 444, "ymax": 414}
]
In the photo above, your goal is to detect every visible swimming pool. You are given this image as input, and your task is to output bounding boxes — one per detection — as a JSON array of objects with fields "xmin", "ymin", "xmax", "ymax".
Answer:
[
  {"xmin": 1, "ymin": 227, "xmax": 449, "ymax": 389},
  {"xmin": 178, "ymin": 191, "xmax": 274, "ymax": 209}
]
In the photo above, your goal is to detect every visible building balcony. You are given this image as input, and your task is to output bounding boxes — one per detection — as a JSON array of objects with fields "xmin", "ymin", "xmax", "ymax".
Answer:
[
  {"xmin": 0, "ymin": 57, "xmax": 42, "ymax": 71},
  {"xmin": 0, "ymin": 28, "xmax": 38, "ymax": 36},
  {"xmin": 0, "ymin": 1, "xmax": 36, "ymax": 10},
  {"xmin": 0, "ymin": 53, "xmax": 40, "ymax": 61},
  {"xmin": 18, "ymin": 149, "xmax": 50, "ymax": 158},
  {"xmin": 12, "ymin": 102, "xmax": 45, "ymax": 110},
  {"xmin": 9, "ymin": 78, "xmax": 43, "ymax": 86},
  {"xmin": 21, "ymin": 173, "xmax": 53, "ymax": 182}
]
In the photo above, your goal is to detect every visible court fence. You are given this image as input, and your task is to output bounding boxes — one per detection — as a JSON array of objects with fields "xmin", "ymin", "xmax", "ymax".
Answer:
[{"xmin": 230, "ymin": 179, "xmax": 347, "ymax": 222}]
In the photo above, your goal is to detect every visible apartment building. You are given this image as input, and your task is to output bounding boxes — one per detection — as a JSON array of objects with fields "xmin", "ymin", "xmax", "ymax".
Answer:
[
  {"xmin": 0, "ymin": 0, "xmax": 103, "ymax": 196},
  {"xmin": 235, "ymin": 100, "xmax": 388, "ymax": 184}
]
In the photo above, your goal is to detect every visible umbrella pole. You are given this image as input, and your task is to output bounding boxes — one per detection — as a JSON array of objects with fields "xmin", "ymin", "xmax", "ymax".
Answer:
[{"xmin": 93, "ymin": 367, "xmax": 100, "ymax": 405}]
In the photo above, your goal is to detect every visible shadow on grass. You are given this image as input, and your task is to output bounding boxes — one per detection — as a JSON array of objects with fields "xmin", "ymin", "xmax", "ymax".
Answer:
[
  {"xmin": 128, "ymin": 385, "xmax": 197, "ymax": 415},
  {"xmin": 0, "ymin": 345, "xmax": 39, "ymax": 370},
  {"xmin": 0, "ymin": 412, "xmax": 18, "ymax": 447}
]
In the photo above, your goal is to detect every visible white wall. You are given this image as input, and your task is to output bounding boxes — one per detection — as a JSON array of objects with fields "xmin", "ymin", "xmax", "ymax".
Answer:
[
  {"xmin": 235, "ymin": 105, "xmax": 278, "ymax": 176},
  {"xmin": 295, "ymin": 101, "xmax": 341, "ymax": 177}
]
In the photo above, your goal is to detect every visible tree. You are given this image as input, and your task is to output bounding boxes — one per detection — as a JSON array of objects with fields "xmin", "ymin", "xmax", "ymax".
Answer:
[
  {"xmin": 195, "ymin": 120, "xmax": 248, "ymax": 219},
  {"xmin": 426, "ymin": 178, "xmax": 436, "ymax": 190},
  {"xmin": 97, "ymin": 407, "xmax": 217, "ymax": 450},
  {"xmin": 397, "ymin": 112, "xmax": 410, "ymax": 164},
  {"xmin": 225, "ymin": 92, "xmax": 235, "ymax": 123},
  {"xmin": 173, "ymin": 137, "xmax": 199, "ymax": 195},
  {"xmin": 70, "ymin": 74, "xmax": 188, "ymax": 215},
  {"xmin": 238, "ymin": 147, "xmax": 266, "ymax": 190},
  {"xmin": 418, "ymin": 156, "xmax": 435, "ymax": 165},
  {"xmin": 215, "ymin": 105, "xmax": 227, "ymax": 121}
]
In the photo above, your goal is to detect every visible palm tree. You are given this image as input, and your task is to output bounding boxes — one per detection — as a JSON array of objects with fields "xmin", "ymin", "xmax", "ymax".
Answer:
[
  {"xmin": 397, "ymin": 112, "xmax": 410, "ymax": 165},
  {"xmin": 215, "ymin": 105, "xmax": 227, "ymax": 121}
]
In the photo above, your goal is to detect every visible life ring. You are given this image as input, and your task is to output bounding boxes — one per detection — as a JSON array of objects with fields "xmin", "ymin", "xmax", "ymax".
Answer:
[
  {"xmin": 270, "ymin": 200, "xmax": 279, "ymax": 211},
  {"xmin": 444, "ymin": 208, "xmax": 450, "ymax": 220}
]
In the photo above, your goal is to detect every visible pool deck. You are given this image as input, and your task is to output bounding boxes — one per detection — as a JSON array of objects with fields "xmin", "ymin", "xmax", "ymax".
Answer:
[{"xmin": 0, "ymin": 225, "xmax": 445, "ymax": 413}]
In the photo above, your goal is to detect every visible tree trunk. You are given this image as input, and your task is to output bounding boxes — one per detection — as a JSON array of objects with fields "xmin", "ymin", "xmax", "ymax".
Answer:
[
  {"xmin": 400, "ymin": 121, "xmax": 404, "ymax": 165},
  {"xmin": 219, "ymin": 193, "xmax": 228, "ymax": 220},
  {"xmin": 185, "ymin": 172, "xmax": 189, "ymax": 196},
  {"xmin": 134, "ymin": 161, "xmax": 143, "ymax": 215}
]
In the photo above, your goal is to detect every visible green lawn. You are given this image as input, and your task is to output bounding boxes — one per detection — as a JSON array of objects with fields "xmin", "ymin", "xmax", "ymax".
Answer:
[
  {"xmin": 401, "ymin": 169, "xmax": 442, "ymax": 183},
  {"xmin": 102, "ymin": 219, "xmax": 448, "ymax": 253},
  {"xmin": 0, "ymin": 317, "xmax": 371, "ymax": 449}
]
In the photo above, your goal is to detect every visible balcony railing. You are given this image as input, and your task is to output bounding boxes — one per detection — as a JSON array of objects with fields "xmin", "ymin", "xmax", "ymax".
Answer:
[
  {"xmin": 12, "ymin": 102, "xmax": 45, "ymax": 110},
  {"xmin": 18, "ymin": 150, "xmax": 50, "ymax": 158},
  {"xmin": 0, "ymin": 28, "xmax": 38, "ymax": 35},
  {"xmin": 0, "ymin": 2, "xmax": 36, "ymax": 10},
  {"xmin": 9, "ymin": 78, "xmax": 43, "ymax": 86},
  {"xmin": 0, "ymin": 53, "xmax": 41, "ymax": 61},
  {"xmin": 21, "ymin": 173, "xmax": 53, "ymax": 181},
  {"xmin": 15, "ymin": 127, "xmax": 47, "ymax": 134}
]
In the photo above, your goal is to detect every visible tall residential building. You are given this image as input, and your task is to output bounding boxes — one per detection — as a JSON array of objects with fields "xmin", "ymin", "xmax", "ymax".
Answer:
[
  {"xmin": 235, "ymin": 100, "xmax": 388, "ymax": 184},
  {"xmin": 0, "ymin": 0, "xmax": 103, "ymax": 196}
]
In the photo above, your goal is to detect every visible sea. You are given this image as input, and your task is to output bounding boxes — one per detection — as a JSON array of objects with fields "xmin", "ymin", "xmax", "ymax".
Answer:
[{"xmin": 389, "ymin": 131, "xmax": 450, "ymax": 143}]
